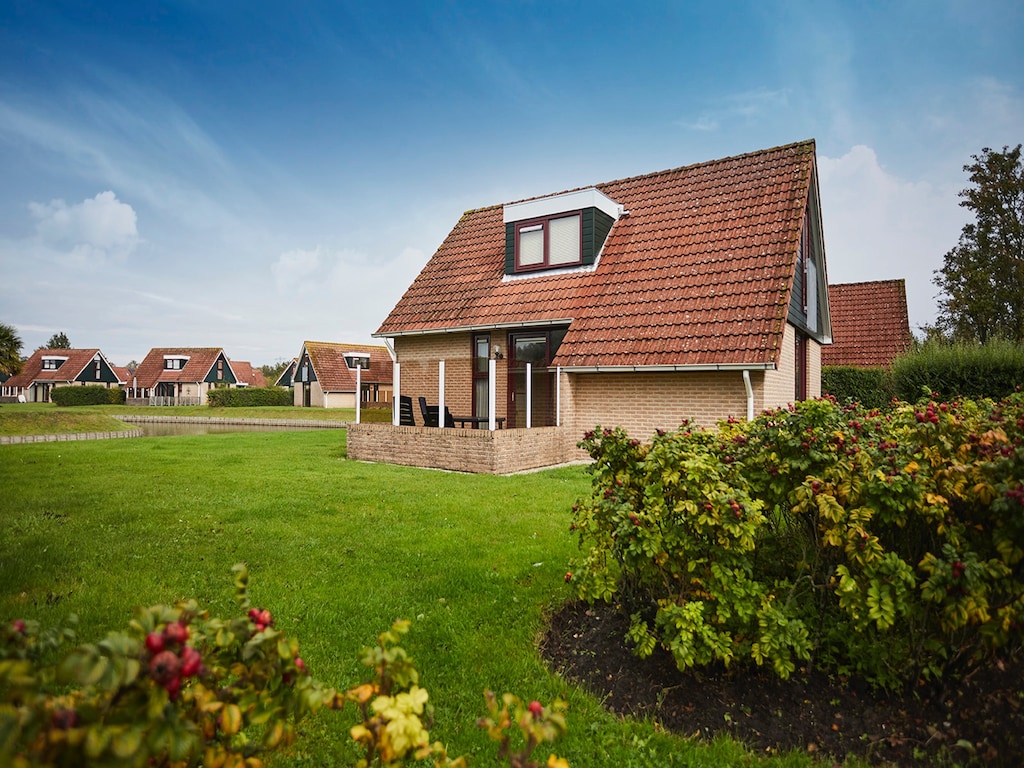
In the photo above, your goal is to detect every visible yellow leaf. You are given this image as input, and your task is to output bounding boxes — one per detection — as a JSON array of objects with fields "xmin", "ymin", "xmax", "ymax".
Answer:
[{"xmin": 220, "ymin": 704, "xmax": 242, "ymax": 736}]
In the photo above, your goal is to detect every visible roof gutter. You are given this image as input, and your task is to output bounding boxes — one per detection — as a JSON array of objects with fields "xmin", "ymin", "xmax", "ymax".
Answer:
[
  {"xmin": 373, "ymin": 318, "xmax": 574, "ymax": 338},
  {"xmin": 558, "ymin": 363, "xmax": 776, "ymax": 373}
]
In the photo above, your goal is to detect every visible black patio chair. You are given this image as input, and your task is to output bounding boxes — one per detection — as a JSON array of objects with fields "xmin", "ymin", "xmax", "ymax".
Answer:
[
  {"xmin": 399, "ymin": 395, "xmax": 416, "ymax": 426},
  {"xmin": 418, "ymin": 396, "xmax": 454, "ymax": 427}
]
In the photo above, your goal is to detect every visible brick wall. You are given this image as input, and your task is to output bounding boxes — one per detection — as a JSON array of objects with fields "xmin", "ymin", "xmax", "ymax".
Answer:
[
  {"xmin": 563, "ymin": 370, "xmax": 751, "ymax": 444},
  {"xmin": 347, "ymin": 423, "xmax": 573, "ymax": 474}
]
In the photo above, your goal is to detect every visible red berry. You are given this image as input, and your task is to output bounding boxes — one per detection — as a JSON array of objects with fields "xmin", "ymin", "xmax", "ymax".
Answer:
[
  {"xmin": 528, "ymin": 700, "xmax": 543, "ymax": 718},
  {"xmin": 165, "ymin": 675, "xmax": 182, "ymax": 700},
  {"xmin": 180, "ymin": 646, "xmax": 202, "ymax": 677},
  {"xmin": 248, "ymin": 608, "xmax": 261, "ymax": 621},
  {"xmin": 163, "ymin": 621, "xmax": 188, "ymax": 646},
  {"xmin": 294, "ymin": 657, "xmax": 306, "ymax": 673},
  {"xmin": 564, "ymin": 572, "xmax": 573, "ymax": 583},
  {"xmin": 51, "ymin": 708, "xmax": 79, "ymax": 730},
  {"xmin": 11, "ymin": 619, "xmax": 26, "ymax": 634},
  {"xmin": 149, "ymin": 650, "xmax": 182, "ymax": 686},
  {"xmin": 145, "ymin": 632, "xmax": 165, "ymax": 654}
]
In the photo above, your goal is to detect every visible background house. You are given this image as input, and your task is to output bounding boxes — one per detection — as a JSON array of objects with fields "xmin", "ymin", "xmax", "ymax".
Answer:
[
  {"xmin": 352, "ymin": 140, "xmax": 833, "ymax": 472},
  {"xmin": 292, "ymin": 341, "xmax": 393, "ymax": 408},
  {"xmin": 1, "ymin": 348, "xmax": 121, "ymax": 403},
  {"xmin": 229, "ymin": 360, "xmax": 267, "ymax": 388},
  {"xmin": 823, "ymin": 280, "xmax": 913, "ymax": 368},
  {"xmin": 130, "ymin": 347, "xmax": 238, "ymax": 405}
]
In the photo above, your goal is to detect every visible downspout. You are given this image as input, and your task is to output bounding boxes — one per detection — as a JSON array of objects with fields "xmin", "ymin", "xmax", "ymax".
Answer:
[{"xmin": 742, "ymin": 370, "xmax": 754, "ymax": 422}]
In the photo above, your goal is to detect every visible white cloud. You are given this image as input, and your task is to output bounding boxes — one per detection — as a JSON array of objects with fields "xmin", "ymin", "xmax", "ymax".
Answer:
[
  {"xmin": 817, "ymin": 145, "xmax": 969, "ymax": 332},
  {"xmin": 29, "ymin": 191, "xmax": 139, "ymax": 263}
]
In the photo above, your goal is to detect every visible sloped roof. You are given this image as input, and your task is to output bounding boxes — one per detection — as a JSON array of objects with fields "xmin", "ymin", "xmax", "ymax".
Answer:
[
  {"xmin": 822, "ymin": 280, "xmax": 913, "ymax": 368},
  {"xmin": 376, "ymin": 140, "xmax": 819, "ymax": 368},
  {"xmin": 133, "ymin": 348, "xmax": 227, "ymax": 388},
  {"xmin": 301, "ymin": 342, "xmax": 393, "ymax": 392},
  {"xmin": 230, "ymin": 361, "xmax": 266, "ymax": 387},
  {"xmin": 5, "ymin": 348, "xmax": 108, "ymax": 387}
]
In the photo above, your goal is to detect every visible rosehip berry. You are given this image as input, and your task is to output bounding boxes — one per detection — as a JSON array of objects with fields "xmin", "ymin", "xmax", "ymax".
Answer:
[
  {"xmin": 145, "ymin": 632, "xmax": 165, "ymax": 654},
  {"xmin": 528, "ymin": 700, "xmax": 543, "ymax": 718},
  {"xmin": 51, "ymin": 708, "xmax": 79, "ymax": 730},
  {"xmin": 163, "ymin": 621, "xmax": 189, "ymax": 646},
  {"xmin": 180, "ymin": 646, "xmax": 202, "ymax": 677},
  {"xmin": 294, "ymin": 657, "xmax": 306, "ymax": 673},
  {"xmin": 248, "ymin": 608, "xmax": 261, "ymax": 621},
  {"xmin": 149, "ymin": 650, "xmax": 182, "ymax": 686},
  {"xmin": 564, "ymin": 572, "xmax": 573, "ymax": 583},
  {"xmin": 11, "ymin": 619, "xmax": 26, "ymax": 634},
  {"xmin": 165, "ymin": 675, "xmax": 182, "ymax": 700}
]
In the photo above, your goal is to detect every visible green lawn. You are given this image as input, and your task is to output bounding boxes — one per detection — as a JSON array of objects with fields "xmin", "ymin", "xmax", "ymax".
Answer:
[{"xmin": 0, "ymin": 430, "xmax": 826, "ymax": 767}]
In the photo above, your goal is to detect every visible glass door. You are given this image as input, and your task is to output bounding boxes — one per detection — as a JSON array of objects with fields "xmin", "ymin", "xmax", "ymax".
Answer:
[{"xmin": 508, "ymin": 328, "xmax": 566, "ymax": 428}]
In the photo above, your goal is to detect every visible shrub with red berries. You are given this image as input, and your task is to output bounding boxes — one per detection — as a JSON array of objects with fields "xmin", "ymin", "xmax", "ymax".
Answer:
[{"xmin": 570, "ymin": 391, "xmax": 1024, "ymax": 691}]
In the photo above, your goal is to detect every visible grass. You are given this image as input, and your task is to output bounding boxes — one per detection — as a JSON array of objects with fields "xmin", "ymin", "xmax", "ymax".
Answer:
[
  {"xmin": 0, "ymin": 402, "xmax": 392, "ymax": 436},
  {"xmin": 0, "ymin": 430, "xmax": 831, "ymax": 767}
]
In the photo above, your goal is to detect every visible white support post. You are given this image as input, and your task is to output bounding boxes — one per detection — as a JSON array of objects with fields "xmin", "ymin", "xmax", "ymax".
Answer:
[
  {"xmin": 438, "ymin": 360, "xmax": 445, "ymax": 429},
  {"xmin": 392, "ymin": 362, "xmax": 401, "ymax": 426},
  {"xmin": 525, "ymin": 362, "xmax": 532, "ymax": 429},
  {"xmin": 488, "ymin": 358, "xmax": 496, "ymax": 431},
  {"xmin": 556, "ymin": 366, "xmax": 562, "ymax": 426},
  {"xmin": 355, "ymin": 365, "xmax": 362, "ymax": 425}
]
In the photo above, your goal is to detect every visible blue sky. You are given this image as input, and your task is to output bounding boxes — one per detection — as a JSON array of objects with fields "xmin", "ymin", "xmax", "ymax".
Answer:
[{"xmin": 1, "ymin": 1, "xmax": 1021, "ymax": 366}]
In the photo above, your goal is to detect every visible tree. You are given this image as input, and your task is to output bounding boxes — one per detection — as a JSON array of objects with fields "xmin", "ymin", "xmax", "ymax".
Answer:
[
  {"xmin": 0, "ymin": 322, "xmax": 24, "ymax": 377},
  {"xmin": 933, "ymin": 145, "xmax": 1024, "ymax": 343},
  {"xmin": 42, "ymin": 331, "xmax": 71, "ymax": 349},
  {"xmin": 260, "ymin": 360, "xmax": 289, "ymax": 384}
]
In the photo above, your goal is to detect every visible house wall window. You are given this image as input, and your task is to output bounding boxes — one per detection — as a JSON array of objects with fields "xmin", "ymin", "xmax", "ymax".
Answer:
[
  {"xmin": 514, "ymin": 213, "xmax": 581, "ymax": 272},
  {"xmin": 42, "ymin": 357, "xmax": 66, "ymax": 370},
  {"xmin": 472, "ymin": 333, "xmax": 490, "ymax": 419},
  {"xmin": 795, "ymin": 332, "xmax": 808, "ymax": 401},
  {"xmin": 164, "ymin": 357, "xmax": 188, "ymax": 370}
]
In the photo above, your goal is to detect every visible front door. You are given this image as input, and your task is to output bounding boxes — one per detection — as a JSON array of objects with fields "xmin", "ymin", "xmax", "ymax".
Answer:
[{"xmin": 507, "ymin": 328, "xmax": 566, "ymax": 428}]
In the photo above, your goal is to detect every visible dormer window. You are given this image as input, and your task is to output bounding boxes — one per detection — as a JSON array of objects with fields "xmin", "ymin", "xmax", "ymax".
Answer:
[
  {"xmin": 164, "ymin": 355, "xmax": 189, "ymax": 370},
  {"xmin": 41, "ymin": 356, "xmax": 67, "ymax": 370},
  {"xmin": 504, "ymin": 187, "xmax": 623, "ymax": 276},
  {"xmin": 515, "ymin": 213, "xmax": 582, "ymax": 271}
]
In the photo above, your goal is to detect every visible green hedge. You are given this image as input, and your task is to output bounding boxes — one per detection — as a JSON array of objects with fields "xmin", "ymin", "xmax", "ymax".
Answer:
[
  {"xmin": 205, "ymin": 387, "xmax": 293, "ymax": 407},
  {"xmin": 51, "ymin": 385, "xmax": 125, "ymax": 406},
  {"xmin": 821, "ymin": 366, "xmax": 894, "ymax": 408},
  {"xmin": 892, "ymin": 339, "xmax": 1024, "ymax": 401}
]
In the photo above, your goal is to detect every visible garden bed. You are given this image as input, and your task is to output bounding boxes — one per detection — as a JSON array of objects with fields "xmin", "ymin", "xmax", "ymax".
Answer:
[{"xmin": 542, "ymin": 600, "xmax": 1024, "ymax": 766}]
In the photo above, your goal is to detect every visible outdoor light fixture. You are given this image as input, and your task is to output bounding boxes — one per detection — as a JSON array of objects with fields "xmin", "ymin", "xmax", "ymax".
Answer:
[{"xmin": 492, "ymin": 344, "xmax": 503, "ymax": 360}]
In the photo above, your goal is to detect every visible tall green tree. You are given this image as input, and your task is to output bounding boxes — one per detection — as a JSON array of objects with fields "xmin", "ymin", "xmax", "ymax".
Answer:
[
  {"xmin": 0, "ymin": 323, "xmax": 24, "ymax": 376},
  {"xmin": 933, "ymin": 145, "xmax": 1024, "ymax": 343},
  {"xmin": 42, "ymin": 331, "xmax": 72, "ymax": 350}
]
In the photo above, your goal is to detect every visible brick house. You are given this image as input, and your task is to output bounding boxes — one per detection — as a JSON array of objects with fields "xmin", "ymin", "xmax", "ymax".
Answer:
[
  {"xmin": 349, "ymin": 140, "xmax": 832, "ymax": 473},
  {"xmin": 291, "ymin": 341, "xmax": 393, "ymax": 408},
  {"xmin": 2, "ymin": 348, "xmax": 122, "ymax": 402},
  {"xmin": 130, "ymin": 347, "xmax": 238, "ymax": 405},
  {"xmin": 822, "ymin": 280, "xmax": 913, "ymax": 368}
]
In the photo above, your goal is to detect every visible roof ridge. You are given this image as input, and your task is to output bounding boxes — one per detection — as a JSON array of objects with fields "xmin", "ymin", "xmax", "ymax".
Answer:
[{"xmin": 482, "ymin": 138, "xmax": 816, "ymax": 210}]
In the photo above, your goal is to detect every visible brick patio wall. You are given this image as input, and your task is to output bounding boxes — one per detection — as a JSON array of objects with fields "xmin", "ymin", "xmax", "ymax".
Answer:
[{"xmin": 346, "ymin": 423, "xmax": 573, "ymax": 474}]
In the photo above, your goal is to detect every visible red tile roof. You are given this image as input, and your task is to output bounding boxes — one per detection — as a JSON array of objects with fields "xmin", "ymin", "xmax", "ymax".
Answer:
[
  {"xmin": 822, "ymin": 280, "xmax": 913, "ymax": 368},
  {"xmin": 376, "ymin": 140, "xmax": 818, "ymax": 368},
  {"xmin": 301, "ymin": 341, "xmax": 393, "ymax": 392},
  {"xmin": 5, "ymin": 348, "xmax": 109, "ymax": 387},
  {"xmin": 133, "ymin": 348, "xmax": 228, "ymax": 388},
  {"xmin": 229, "ymin": 361, "xmax": 267, "ymax": 388}
]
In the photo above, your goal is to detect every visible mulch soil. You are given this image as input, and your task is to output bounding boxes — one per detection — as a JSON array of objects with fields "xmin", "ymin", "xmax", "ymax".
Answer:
[{"xmin": 540, "ymin": 600, "xmax": 1024, "ymax": 766}]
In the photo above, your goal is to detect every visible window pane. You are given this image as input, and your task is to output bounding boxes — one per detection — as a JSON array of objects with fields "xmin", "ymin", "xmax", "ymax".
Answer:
[
  {"xmin": 519, "ymin": 226, "xmax": 544, "ymax": 266},
  {"xmin": 548, "ymin": 215, "xmax": 580, "ymax": 265}
]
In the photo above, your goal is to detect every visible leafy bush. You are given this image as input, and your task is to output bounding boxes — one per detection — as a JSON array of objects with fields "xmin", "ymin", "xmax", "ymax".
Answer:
[
  {"xmin": 1, "ymin": 567, "xmax": 569, "ymax": 767},
  {"xmin": 892, "ymin": 338, "xmax": 1024, "ymax": 401},
  {"xmin": 821, "ymin": 365, "xmax": 894, "ymax": 409},
  {"xmin": 50, "ymin": 385, "xmax": 124, "ymax": 406},
  {"xmin": 570, "ymin": 394, "xmax": 1024, "ymax": 692},
  {"xmin": 206, "ymin": 388, "xmax": 293, "ymax": 407}
]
